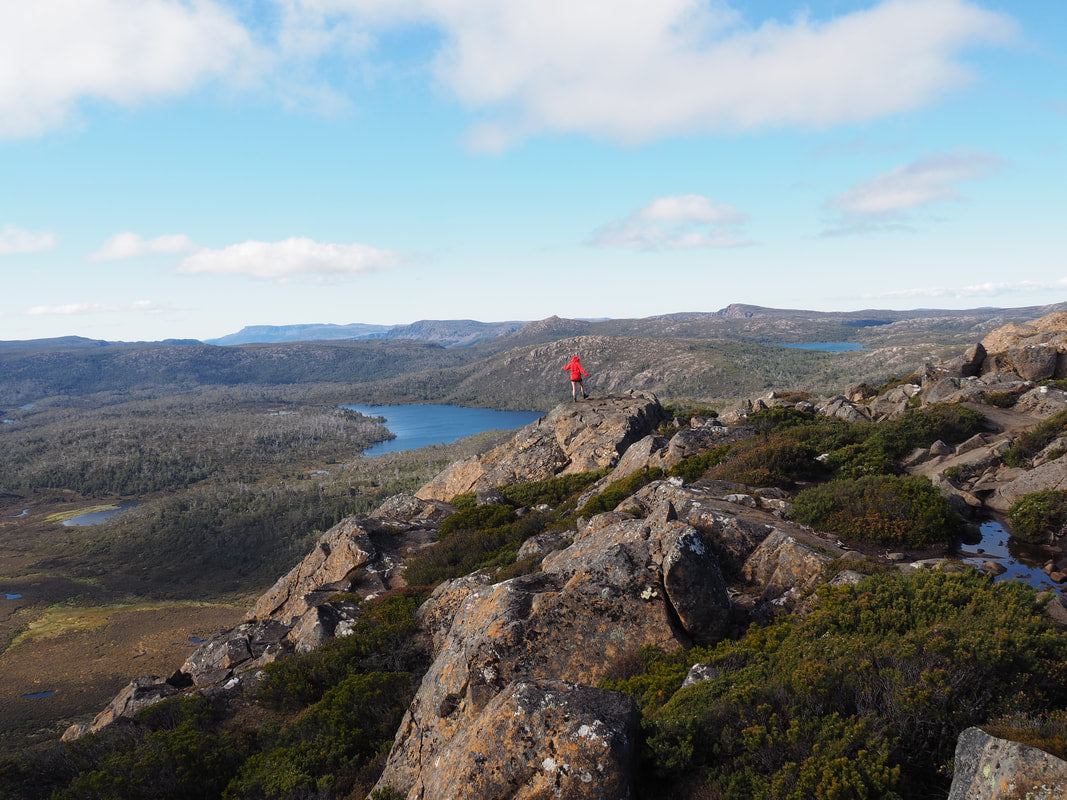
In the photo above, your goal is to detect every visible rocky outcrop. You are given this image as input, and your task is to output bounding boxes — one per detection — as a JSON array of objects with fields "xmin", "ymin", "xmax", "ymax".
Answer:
[
  {"xmin": 981, "ymin": 312, "xmax": 1067, "ymax": 356},
  {"xmin": 416, "ymin": 394, "xmax": 666, "ymax": 501},
  {"xmin": 62, "ymin": 673, "xmax": 192, "ymax": 741},
  {"xmin": 372, "ymin": 500, "xmax": 745, "ymax": 797},
  {"xmin": 250, "ymin": 499, "xmax": 447, "ymax": 624},
  {"xmin": 377, "ymin": 679, "xmax": 641, "ymax": 800},
  {"xmin": 947, "ymin": 726, "xmax": 1067, "ymax": 800}
]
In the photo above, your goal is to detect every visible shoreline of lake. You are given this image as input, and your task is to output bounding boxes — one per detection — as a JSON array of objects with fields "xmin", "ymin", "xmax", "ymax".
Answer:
[{"xmin": 343, "ymin": 403, "xmax": 543, "ymax": 456}]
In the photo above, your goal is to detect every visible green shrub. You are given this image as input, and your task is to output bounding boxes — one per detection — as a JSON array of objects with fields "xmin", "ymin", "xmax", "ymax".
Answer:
[
  {"xmin": 640, "ymin": 570, "xmax": 1067, "ymax": 799},
  {"xmin": 791, "ymin": 474, "xmax": 960, "ymax": 547},
  {"xmin": 706, "ymin": 434, "xmax": 822, "ymax": 487},
  {"xmin": 53, "ymin": 696, "xmax": 246, "ymax": 800},
  {"xmin": 1004, "ymin": 409, "xmax": 1067, "ymax": 467},
  {"xmin": 226, "ymin": 671, "xmax": 412, "ymax": 799},
  {"xmin": 254, "ymin": 590, "xmax": 427, "ymax": 708},
  {"xmin": 982, "ymin": 389, "xmax": 1022, "ymax": 408},
  {"xmin": 498, "ymin": 470, "xmax": 608, "ymax": 508},
  {"xmin": 1008, "ymin": 490, "xmax": 1067, "ymax": 543},
  {"xmin": 665, "ymin": 445, "xmax": 731, "ymax": 484},
  {"xmin": 599, "ymin": 646, "xmax": 699, "ymax": 714},
  {"xmin": 578, "ymin": 468, "xmax": 664, "ymax": 516}
]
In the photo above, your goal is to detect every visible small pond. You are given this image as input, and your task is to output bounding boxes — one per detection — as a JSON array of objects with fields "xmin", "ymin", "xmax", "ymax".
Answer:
[
  {"xmin": 21, "ymin": 690, "xmax": 56, "ymax": 699},
  {"xmin": 4, "ymin": 593, "xmax": 23, "ymax": 600},
  {"xmin": 959, "ymin": 520, "xmax": 1064, "ymax": 598},
  {"xmin": 342, "ymin": 404, "xmax": 543, "ymax": 456},
  {"xmin": 61, "ymin": 502, "xmax": 139, "ymax": 527}
]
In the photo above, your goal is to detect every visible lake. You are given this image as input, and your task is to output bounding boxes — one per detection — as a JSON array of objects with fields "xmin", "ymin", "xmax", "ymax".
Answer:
[
  {"xmin": 342, "ymin": 404, "xmax": 543, "ymax": 456},
  {"xmin": 778, "ymin": 342, "xmax": 866, "ymax": 352},
  {"xmin": 61, "ymin": 502, "xmax": 139, "ymax": 527}
]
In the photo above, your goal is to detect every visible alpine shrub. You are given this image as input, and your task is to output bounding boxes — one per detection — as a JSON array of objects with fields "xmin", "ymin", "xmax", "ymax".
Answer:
[
  {"xmin": 791, "ymin": 474, "xmax": 960, "ymax": 547},
  {"xmin": 1008, "ymin": 490, "xmax": 1067, "ymax": 543}
]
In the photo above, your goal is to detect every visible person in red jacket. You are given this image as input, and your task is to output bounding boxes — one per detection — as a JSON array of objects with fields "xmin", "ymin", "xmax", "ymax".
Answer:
[{"xmin": 564, "ymin": 354, "xmax": 589, "ymax": 401}]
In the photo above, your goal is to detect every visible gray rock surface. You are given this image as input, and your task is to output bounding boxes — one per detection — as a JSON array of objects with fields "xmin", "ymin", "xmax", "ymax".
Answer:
[{"xmin": 948, "ymin": 726, "xmax": 1067, "ymax": 800}]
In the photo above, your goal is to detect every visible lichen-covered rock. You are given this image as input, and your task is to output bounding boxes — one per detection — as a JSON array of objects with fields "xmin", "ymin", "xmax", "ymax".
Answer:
[
  {"xmin": 248, "ymin": 514, "xmax": 439, "ymax": 623},
  {"xmin": 987, "ymin": 457, "xmax": 1067, "ymax": 513},
  {"xmin": 181, "ymin": 619, "xmax": 291, "ymax": 685},
  {"xmin": 63, "ymin": 674, "xmax": 188, "ymax": 740},
  {"xmin": 623, "ymin": 481, "xmax": 777, "ymax": 573},
  {"xmin": 248, "ymin": 517, "xmax": 379, "ymax": 623},
  {"xmin": 742, "ymin": 529, "xmax": 833, "ymax": 602},
  {"xmin": 1015, "ymin": 385, "xmax": 1067, "ymax": 418},
  {"xmin": 415, "ymin": 394, "xmax": 666, "ymax": 501},
  {"xmin": 373, "ymin": 492, "xmax": 456, "ymax": 522},
  {"xmin": 947, "ymin": 726, "xmax": 1067, "ymax": 800},
  {"xmin": 376, "ymin": 680, "xmax": 641, "ymax": 800},
  {"xmin": 981, "ymin": 312, "xmax": 1067, "ymax": 355},
  {"xmin": 372, "ymin": 510, "xmax": 736, "ymax": 797},
  {"xmin": 815, "ymin": 395, "xmax": 870, "ymax": 423}
]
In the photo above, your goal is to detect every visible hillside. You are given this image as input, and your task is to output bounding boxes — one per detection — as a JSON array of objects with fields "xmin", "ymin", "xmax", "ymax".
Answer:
[
  {"xmin": 7, "ymin": 302, "xmax": 1066, "ymax": 411},
  {"xmin": 6, "ymin": 312, "xmax": 1067, "ymax": 799}
]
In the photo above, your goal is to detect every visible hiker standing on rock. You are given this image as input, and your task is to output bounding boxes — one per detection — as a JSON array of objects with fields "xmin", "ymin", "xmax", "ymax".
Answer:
[{"xmin": 564, "ymin": 355, "xmax": 589, "ymax": 401}]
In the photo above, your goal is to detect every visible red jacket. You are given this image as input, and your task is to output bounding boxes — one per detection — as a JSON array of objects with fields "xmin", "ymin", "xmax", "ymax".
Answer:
[{"xmin": 565, "ymin": 357, "xmax": 588, "ymax": 380}]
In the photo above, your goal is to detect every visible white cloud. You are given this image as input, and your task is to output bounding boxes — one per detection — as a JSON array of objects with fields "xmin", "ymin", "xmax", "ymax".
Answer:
[
  {"xmin": 0, "ymin": 1, "xmax": 258, "ymax": 138},
  {"xmin": 176, "ymin": 236, "xmax": 402, "ymax": 280},
  {"xmin": 27, "ymin": 300, "xmax": 162, "ymax": 316},
  {"xmin": 0, "ymin": 1, "xmax": 1019, "ymax": 144},
  {"xmin": 0, "ymin": 223, "xmax": 56, "ymax": 254},
  {"xmin": 590, "ymin": 194, "xmax": 752, "ymax": 251},
  {"xmin": 89, "ymin": 232, "xmax": 201, "ymax": 261},
  {"xmin": 307, "ymin": 0, "xmax": 1017, "ymax": 146},
  {"xmin": 871, "ymin": 278, "xmax": 1067, "ymax": 300},
  {"xmin": 822, "ymin": 150, "xmax": 1004, "ymax": 235}
]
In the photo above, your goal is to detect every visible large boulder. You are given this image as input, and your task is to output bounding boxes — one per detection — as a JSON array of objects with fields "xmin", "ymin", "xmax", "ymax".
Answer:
[
  {"xmin": 981, "ymin": 312, "xmax": 1067, "ymax": 354},
  {"xmin": 948, "ymin": 726, "xmax": 1067, "ymax": 800},
  {"xmin": 416, "ymin": 394, "xmax": 667, "ymax": 501},
  {"xmin": 248, "ymin": 517, "xmax": 380, "ymax": 623},
  {"xmin": 372, "ymin": 509, "xmax": 735, "ymax": 797},
  {"xmin": 742, "ymin": 529, "xmax": 834, "ymax": 603},
  {"xmin": 987, "ymin": 457, "xmax": 1067, "ymax": 513},
  {"xmin": 248, "ymin": 510, "xmax": 441, "ymax": 623},
  {"xmin": 62, "ymin": 673, "xmax": 190, "ymax": 741}
]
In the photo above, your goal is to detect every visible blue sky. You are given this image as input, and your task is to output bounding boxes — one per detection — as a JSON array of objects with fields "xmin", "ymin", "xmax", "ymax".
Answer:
[{"xmin": 1, "ymin": 0, "xmax": 1064, "ymax": 342}]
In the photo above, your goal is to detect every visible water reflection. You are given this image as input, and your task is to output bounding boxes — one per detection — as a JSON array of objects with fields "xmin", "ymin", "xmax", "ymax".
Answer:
[{"xmin": 959, "ymin": 520, "xmax": 1063, "ymax": 597}]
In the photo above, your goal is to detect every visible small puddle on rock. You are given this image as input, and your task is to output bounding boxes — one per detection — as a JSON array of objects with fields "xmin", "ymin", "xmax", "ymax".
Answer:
[{"xmin": 959, "ymin": 520, "xmax": 1064, "ymax": 598}]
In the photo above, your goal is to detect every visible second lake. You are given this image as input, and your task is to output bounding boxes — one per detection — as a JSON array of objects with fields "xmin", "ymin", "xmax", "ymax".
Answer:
[{"xmin": 342, "ymin": 404, "xmax": 544, "ymax": 456}]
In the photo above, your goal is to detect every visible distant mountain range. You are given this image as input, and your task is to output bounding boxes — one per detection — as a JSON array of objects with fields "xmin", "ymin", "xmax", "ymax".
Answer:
[
  {"xmin": 205, "ymin": 320, "xmax": 530, "ymax": 347},
  {"xmin": 4, "ymin": 302, "xmax": 1067, "ymax": 411}
]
